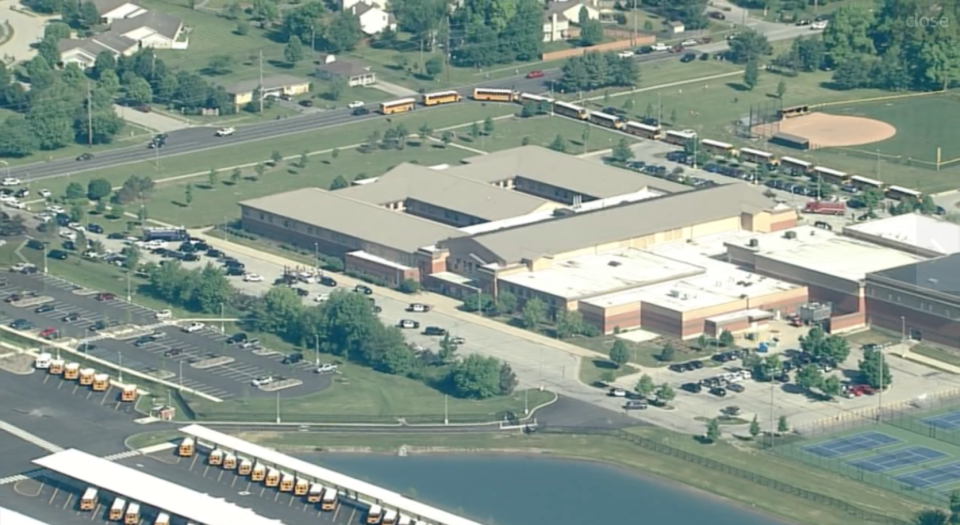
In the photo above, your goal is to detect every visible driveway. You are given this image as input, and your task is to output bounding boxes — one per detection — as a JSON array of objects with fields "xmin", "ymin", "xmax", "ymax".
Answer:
[
  {"xmin": 0, "ymin": 0, "xmax": 49, "ymax": 65},
  {"xmin": 113, "ymin": 104, "xmax": 193, "ymax": 133}
]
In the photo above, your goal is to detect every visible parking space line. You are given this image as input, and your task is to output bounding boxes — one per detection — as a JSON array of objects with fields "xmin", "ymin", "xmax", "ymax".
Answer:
[{"xmin": 48, "ymin": 487, "xmax": 59, "ymax": 505}]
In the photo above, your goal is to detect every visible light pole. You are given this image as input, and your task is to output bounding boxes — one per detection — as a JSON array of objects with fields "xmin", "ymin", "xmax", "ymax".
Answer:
[
  {"xmin": 444, "ymin": 394, "xmax": 449, "ymax": 425},
  {"xmin": 314, "ymin": 242, "xmax": 319, "ymax": 268},
  {"xmin": 275, "ymin": 392, "xmax": 281, "ymax": 424},
  {"xmin": 900, "ymin": 316, "xmax": 906, "ymax": 343},
  {"xmin": 179, "ymin": 360, "xmax": 184, "ymax": 391},
  {"xmin": 118, "ymin": 351, "xmax": 123, "ymax": 382},
  {"xmin": 126, "ymin": 271, "xmax": 132, "ymax": 302},
  {"xmin": 314, "ymin": 333, "xmax": 320, "ymax": 368},
  {"xmin": 220, "ymin": 303, "xmax": 225, "ymax": 334},
  {"xmin": 0, "ymin": 160, "xmax": 8, "ymax": 180},
  {"xmin": 43, "ymin": 244, "xmax": 48, "ymax": 274}
]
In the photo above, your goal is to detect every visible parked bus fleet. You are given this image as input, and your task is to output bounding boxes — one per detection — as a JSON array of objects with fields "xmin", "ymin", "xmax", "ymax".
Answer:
[{"xmin": 375, "ymin": 88, "xmax": 926, "ymax": 202}]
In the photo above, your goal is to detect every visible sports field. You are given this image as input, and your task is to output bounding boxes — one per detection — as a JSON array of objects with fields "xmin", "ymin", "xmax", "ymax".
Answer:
[{"xmin": 775, "ymin": 402, "xmax": 960, "ymax": 507}]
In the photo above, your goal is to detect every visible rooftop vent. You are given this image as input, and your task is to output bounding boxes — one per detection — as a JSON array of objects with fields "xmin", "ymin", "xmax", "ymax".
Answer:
[
  {"xmin": 784, "ymin": 231, "xmax": 798, "ymax": 240},
  {"xmin": 929, "ymin": 278, "xmax": 939, "ymax": 284},
  {"xmin": 748, "ymin": 239, "xmax": 759, "ymax": 248},
  {"xmin": 608, "ymin": 261, "xmax": 622, "ymax": 267},
  {"xmin": 669, "ymin": 289, "xmax": 681, "ymax": 298}
]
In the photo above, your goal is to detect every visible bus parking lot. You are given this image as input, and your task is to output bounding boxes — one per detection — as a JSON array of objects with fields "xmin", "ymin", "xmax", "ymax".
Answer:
[{"xmin": 0, "ymin": 271, "xmax": 331, "ymax": 401}]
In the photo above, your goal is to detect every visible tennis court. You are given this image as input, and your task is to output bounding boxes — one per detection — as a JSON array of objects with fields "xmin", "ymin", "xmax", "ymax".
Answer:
[
  {"xmin": 847, "ymin": 446, "xmax": 947, "ymax": 473},
  {"xmin": 895, "ymin": 462, "xmax": 960, "ymax": 489},
  {"xmin": 923, "ymin": 411, "xmax": 960, "ymax": 431},
  {"xmin": 802, "ymin": 432, "xmax": 903, "ymax": 459}
]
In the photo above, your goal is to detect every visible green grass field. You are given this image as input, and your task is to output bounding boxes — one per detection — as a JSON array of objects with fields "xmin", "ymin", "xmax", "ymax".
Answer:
[{"xmin": 774, "ymin": 410, "xmax": 960, "ymax": 508}]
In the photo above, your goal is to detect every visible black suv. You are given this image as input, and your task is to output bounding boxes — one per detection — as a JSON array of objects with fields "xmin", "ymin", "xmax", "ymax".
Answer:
[
  {"xmin": 320, "ymin": 276, "xmax": 338, "ymax": 287},
  {"xmin": 681, "ymin": 53, "xmax": 697, "ymax": 63},
  {"xmin": 48, "ymin": 249, "xmax": 69, "ymax": 260},
  {"xmin": 227, "ymin": 332, "xmax": 248, "ymax": 344},
  {"xmin": 282, "ymin": 352, "xmax": 303, "ymax": 365},
  {"xmin": 423, "ymin": 326, "xmax": 447, "ymax": 336},
  {"xmin": 352, "ymin": 106, "xmax": 370, "ymax": 116}
]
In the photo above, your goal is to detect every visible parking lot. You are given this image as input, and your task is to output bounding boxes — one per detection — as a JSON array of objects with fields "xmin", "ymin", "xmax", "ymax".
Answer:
[
  {"xmin": 0, "ymin": 271, "xmax": 330, "ymax": 400},
  {"xmin": 0, "ymin": 447, "xmax": 359, "ymax": 525}
]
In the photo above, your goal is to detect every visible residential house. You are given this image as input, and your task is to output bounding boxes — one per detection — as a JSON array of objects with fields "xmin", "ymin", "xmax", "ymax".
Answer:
[
  {"xmin": 349, "ymin": 3, "xmax": 396, "ymax": 36},
  {"xmin": 542, "ymin": 12, "xmax": 570, "ymax": 42},
  {"xmin": 546, "ymin": 0, "xmax": 600, "ymax": 24},
  {"xmin": 58, "ymin": 33, "xmax": 138, "ymax": 69},
  {"xmin": 221, "ymin": 74, "xmax": 311, "ymax": 111},
  {"xmin": 315, "ymin": 54, "xmax": 376, "ymax": 87},
  {"xmin": 342, "ymin": 0, "xmax": 388, "ymax": 11},
  {"xmin": 90, "ymin": 0, "xmax": 144, "ymax": 23},
  {"xmin": 110, "ymin": 10, "xmax": 187, "ymax": 49}
]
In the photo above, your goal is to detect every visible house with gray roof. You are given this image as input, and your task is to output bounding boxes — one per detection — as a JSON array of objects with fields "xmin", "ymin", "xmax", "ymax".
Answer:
[
  {"xmin": 109, "ymin": 10, "xmax": 186, "ymax": 49},
  {"xmin": 59, "ymin": 34, "xmax": 138, "ymax": 69},
  {"xmin": 315, "ymin": 54, "xmax": 375, "ymax": 86},
  {"xmin": 91, "ymin": 0, "xmax": 146, "ymax": 23}
]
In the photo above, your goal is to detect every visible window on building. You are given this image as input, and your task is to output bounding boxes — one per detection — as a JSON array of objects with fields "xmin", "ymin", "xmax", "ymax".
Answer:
[{"xmin": 259, "ymin": 213, "xmax": 265, "ymax": 220}]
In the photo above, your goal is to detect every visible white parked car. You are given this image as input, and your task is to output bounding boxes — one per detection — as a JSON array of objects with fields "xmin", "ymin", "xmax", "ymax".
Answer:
[
  {"xmin": 316, "ymin": 364, "xmax": 338, "ymax": 374},
  {"xmin": 0, "ymin": 194, "xmax": 15, "ymax": 203},
  {"xmin": 252, "ymin": 375, "xmax": 273, "ymax": 387},
  {"xmin": 1, "ymin": 177, "xmax": 21, "ymax": 186},
  {"xmin": 3, "ymin": 200, "xmax": 24, "ymax": 209},
  {"xmin": 681, "ymin": 39, "xmax": 698, "ymax": 46},
  {"xmin": 811, "ymin": 20, "xmax": 828, "ymax": 30},
  {"xmin": 347, "ymin": 101, "xmax": 364, "ymax": 109},
  {"xmin": 617, "ymin": 50, "xmax": 634, "ymax": 59},
  {"xmin": 242, "ymin": 273, "xmax": 264, "ymax": 282},
  {"xmin": 37, "ymin": 213, "xmax": 53, "ymax": 223},
  {"xmin": 68, "ymin": 222, "xmax": 86, "ymax": 232},
  {"xmin": 155, "ymin": 309, "xmax": 172, "ymax": 320},
  {"xmin": 182, "ymin": 322, "xmax": 205, "ymax": 333},
  {"xmin": 314, "ymin": 293, "xmax": 330, "ymax": 303},
  {"xmin": 215, "ymin": 127, "xmax": 235, "ymax": 137},
  {"xmin": 46, "ymin": 205, "xmax": 66, "ymax": 214},
  {"xmin": 38, "ymin": 189, "xmax": 51, "ymax": 198},
  {"xmin": 59, "ymin": 229, "xmax": 78, "ymax": 241},
  {"xmin": 651, "ymin": 42, "xmax": 669, "ymax": 51}
]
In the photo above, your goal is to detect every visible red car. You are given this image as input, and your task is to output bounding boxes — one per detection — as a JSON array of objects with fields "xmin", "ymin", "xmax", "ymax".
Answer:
[
  {"xmin": 40, "ymin": 327, "xmax": 59, "ymax": 340},
  {"xmin": 526, "ymin": 70, "xmax": 544, "ymax": 79},
  {"xmin": 95, "ymin": 292, "xmax": 116, "ymax": 301}
]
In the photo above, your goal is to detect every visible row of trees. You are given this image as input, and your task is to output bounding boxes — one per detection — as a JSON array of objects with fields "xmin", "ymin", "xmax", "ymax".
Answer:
[
  {"xmin": 821, "ymin": 1, "xmax": 960, "ymax": 91},
  {"xmin": 242, "ymin": 287, "xmax": 518, "ymax": 399},
  {"xmin": 560, "ymin": 51, "xmax": 640, "ymax": 92},
  {"xmin": 279, "ymin": 2, "xmax": 364, "ymax": 55},
  {"xmin": 145, "ymin": 262, "xmax": 234, "ymax": 314}
]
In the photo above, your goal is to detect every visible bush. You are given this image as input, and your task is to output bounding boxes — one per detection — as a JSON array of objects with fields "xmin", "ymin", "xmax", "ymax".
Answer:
[{"xmin": 397, "ymin": 278, "xmax": 420, "ymax": 294}]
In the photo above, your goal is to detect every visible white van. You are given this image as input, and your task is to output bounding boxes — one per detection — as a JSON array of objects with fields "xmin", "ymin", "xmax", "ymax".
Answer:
[
  {"xmin": 35, "ymin": 352, "xmax": 52, "ymax": 369},
  {"xmin": 652, "ymin": 42, "xmax": 669, "ymax": 52}
]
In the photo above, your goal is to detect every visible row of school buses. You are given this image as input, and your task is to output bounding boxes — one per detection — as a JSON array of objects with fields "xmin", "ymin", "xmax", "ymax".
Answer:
[
  {"xmin": 34, "ymin": 352, "xmax": 138, "ymax": 401},
  {"xmin": 173, "ymin": 439, "xmax": 418, "ymax": 525},
  {"xmin": 79, "ymin": 488, "xmax": 147, "ymax": 524},
  {"xmin": 377, "ymin": 88, "xmax": 925, "ymax": 203}
]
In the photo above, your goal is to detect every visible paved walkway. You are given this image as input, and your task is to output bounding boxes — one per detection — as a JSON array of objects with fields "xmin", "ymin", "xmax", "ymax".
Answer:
[
  {"xmin": 113, "ymin": 104, "xmax": 193, "ymax": 133},
  {"xmin": 0, "ymin": 0, "xmax": 48, "ymax": 65}
]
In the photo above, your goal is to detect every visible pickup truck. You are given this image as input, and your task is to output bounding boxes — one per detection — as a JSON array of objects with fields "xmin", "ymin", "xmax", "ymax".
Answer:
[{"xmin": 803, "ymin": 200, "xmax": 846, "ymax": 215}]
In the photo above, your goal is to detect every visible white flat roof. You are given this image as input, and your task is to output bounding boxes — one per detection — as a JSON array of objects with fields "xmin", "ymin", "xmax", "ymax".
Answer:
[
  {"xmin": 33, "ymin": 449, "xmax": 283, "ymax": 525},
  {"xmin": 500, "ymin": 248, "xmax": 704, "ymax": 300},
  {"xmin": 843, "ymin": 213, "xmax": 960, "ymax": 255},
  {"xmin": 728, "ymin": 226, "xmax": 925, "ymax": 281},
  {"xmin": 179, "ymin": 425, "xmax": 481, "ymax": 525},
  {"xmin": 346, "ymin": 250, "xmax": 413, "ymax": 271},
  {"xmin": 428, "ymin": 271, "xmax": 475, "ymax": 286},
  {"xmin": 0, "ymin": 507, "xmax": 54, "ymax": 525},
  {"xmin": 634, "ymin": 267, "xmax": 801, "ymax": 313}
]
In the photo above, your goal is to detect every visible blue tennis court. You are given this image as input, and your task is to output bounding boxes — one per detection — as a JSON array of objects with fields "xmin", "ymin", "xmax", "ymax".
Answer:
[
  {"xmin": 923, "ymin": 411, "xmax": 960, "ymax": 431},
  {"xmin": 895, "ymin": 461, "xmax": 960, "ymax": 489},
  {"xmin": 847, "ymin": 446, "xmax": 947, "ymax": 473},
  {"xmin": 803, "ymin": 432, "xmax": 903, "ymax": 459}
]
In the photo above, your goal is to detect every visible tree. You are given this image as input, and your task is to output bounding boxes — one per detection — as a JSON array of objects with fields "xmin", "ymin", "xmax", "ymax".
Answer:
[
  {"xmin": 69, "ymin": 204, "xmax": 85, "ymax": 223},
  {"xmin": 697, "ymin": 334, "xmax": 709, "ymax": 351},
  {"xmin": 65, "ymin": 182, "xmax": 86, "ymax": 200},
  {"xmin": 635, "ymin": 374, "xmax": 655, "ymax": 399},
  {"xmin": 87, "ymin": 179, "xmax": 112, "ymax": 200},
  {"xmin": 235, "ymin": 20, "xmax": 250, "ymax": 35},
  {"xmin": 920, "ymin": 195, "xmax": 939, "ymax": 215},
  {"xmin": 126, "ymin": 77, "xmax": 153, "ymax": 106},
  {"xmin": 549, "ymin": 134, "xmax": 566, "ymax": 152},
  {"xmin": 499, "ymin": 363, "xmax": 518, "ymax": 395},
  {"xmin": 469, "ymin": 121, "xmax": 480, "ymax": 140},
  {"xmin": 329, "ymin": 175, "xmax": 349, "ymax": 190},
  {"xmin": 777, "ymin": 415, "xmax": 789, "ymax": 434},
  {"xmin": 230, "ymin": 168, "xmax": 242, "ymax": 184},
  {"xmin": 749, "ymin": 415, "xmax": 761, "ymax": 439},
  {"xmin": 271, "ymin": 150, "xmax": 283, "ymax": 166},
  {"xmin": 796, "ymin": 364, "xmax": 824, "ymax": 393},
  {"xmin": 284, "ymin": 36, "xmax": 304, "ymax": 65},
  {"xmin": 137, "ymin": 206, "xmax": 148, "ymax": 223},
  {"xmin": 331, "ymin": 148, "xmax": 340, "ymax": 161},
  {"xmin": 859, "ymin": 349, "xmax": 892, "ymax": 389},
  {"xmin": 704, "ymin": 417, "xmax": 722, "ymax": 443},
  {"xmin": 207, "ymin": 168, "xmax": 218, "ymax": 188},
  {"xmin": 451, "ymin": 354, "xmax": 502, "ymax": 399},
  {"xmin": 247, "ymin": 286, "xmax": 304, "ymax": 337},
  {"xmin": 655, "ymin": 383, "xmax": 675, "ymax": 404},
  {"xmin": 251, "ymin": 0, "xmax": 279, "ymax": 23},
  {"xmin": 743, "ymin": 60, "xmax": 759, "ymax": 90},
  {"xmin": 521, "ymin": 297, "xmax": 546, "ymax": 329},
  {"xmin": 822, "ymin": 375, "xmax": 842, "ymax": 399},
  {"xmin": 254, "ymin": 163, "xmax": 266, "ymax": 179},
  {"xmin": 728, "ymin": 29, "xmax": 772, "ymax": 64},
  {"xmin": 397, "ymin": 278, "xmax": 419, "ymax": 294},
  {"xmin": 393, "ymin": 0, "xmax": 444, "ymax": 70},
  {"xmin": 483, "ymin": 116, "xmax": 494, "ymax": 136},
  {"xmin": 328, "ymin": 76, "xmax": 347, "ymax": 101},
  {"xmin": 609, "ymin": 340, "xmax": 630, "ymax": 368},
  {"xmin": 659, "ymin": 343, "xmax": 676, "ymax": 362},
  {"xmin": 578, "ymin": 7, "xmax": 603, "ymax": 46},
  {"xmin": 611, "ymin": 138, "xmax": 634, "ymax": 163},
  {"xmin": 424, "ymin": 56, "xmax": 444, "ymax": 79},
  {"xmin": 0, "ymin": 117, "xmax": 38, "ymax": 158},
  {"xmin": 914, "ymin": 509, "xmax": 951, "ymax": 525},
  {"xmin": 719, "ymin": 330, "xmax": 735, "ymax": 347},
  {"xmin": 184, "ymin": 184, "xmax": 193, "ymax": 206},
  {"xmin": 78, "ymin": 1, "xmax": 100, "ymax": 28},
  {"xmin": 123, "ymin": 244, "xmax": 140, "ymax": 270},
  {"xmin": 93, "ymin": 52, "xmax": 116, "ymax": 80},
  {"xmin": 776, "ymin": 79, "xmax": 787, "ymax": 99},
  {"xmin": 438, "ymin": 333, "xmax": 457, "ymax": 363},
  {"xmin": 556, "ymin": 310, "xmax": 584, "ymax": 339},
  {"xmin": 206, "ymin": 55, "xmax": 234, "ymax": 75},
  {"xmin": 324, "ymin": 13, "xmax": 362, "ymax": 53},
  {"xmin": 441, "ymin": 131, "xmax": 454, "ymax": 147}
]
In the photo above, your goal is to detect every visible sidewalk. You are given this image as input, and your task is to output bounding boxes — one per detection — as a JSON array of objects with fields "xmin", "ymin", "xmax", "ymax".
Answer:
[
  {"xmin": 113, "ymin": 105, "xmax": 193, "ymax": 133},
  {"xmin": 369, "ymin": 80, "xmax": 418, "ymax": 98}
]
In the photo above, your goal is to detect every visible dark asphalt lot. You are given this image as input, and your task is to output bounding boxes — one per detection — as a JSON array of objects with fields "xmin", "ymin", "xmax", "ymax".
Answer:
[
  {"xmin": 6, "ymin": 51, "xmax": 690, "ymax": 183},
  {"xmin": 0, "ymin": 271, "xmax": 331, "ymax": 400}
]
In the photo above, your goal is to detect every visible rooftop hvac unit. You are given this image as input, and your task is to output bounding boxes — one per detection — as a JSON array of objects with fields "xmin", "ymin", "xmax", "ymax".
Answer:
[
  {"xmin": 669, "ymin": 289, "xmax": 680, "ymax": 298},
  {"xmin": 748, "ymin": 239, "xmax": 759, "ymax": 248},
  {"xmin": 608, "ymin": 261, "xmax": 622, "ymax": 267},
  {"xmin": 784, "ymin": 231, "xmax": 798, "ymax": 240}
]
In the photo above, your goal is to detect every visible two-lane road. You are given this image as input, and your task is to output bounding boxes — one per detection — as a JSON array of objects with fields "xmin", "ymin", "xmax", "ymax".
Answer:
[{"xmin": 6, "ymin": 22, "xmax": 816, "ymax": 183}]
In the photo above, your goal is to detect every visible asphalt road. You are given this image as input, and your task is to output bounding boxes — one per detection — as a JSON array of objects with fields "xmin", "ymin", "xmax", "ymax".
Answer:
[
  {"xmin": 0, "ymin": 270, "xmax": 331, "ymax": 400},
  {"xmin": 5, "ymin": 22, "xmax": 817, "ymax": 183}
]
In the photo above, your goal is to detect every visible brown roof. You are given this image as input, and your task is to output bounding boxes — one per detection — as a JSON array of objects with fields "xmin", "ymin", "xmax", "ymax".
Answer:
[{"xmin": 316, "ymin": 59, "xmax": 371, "ymax": 78}]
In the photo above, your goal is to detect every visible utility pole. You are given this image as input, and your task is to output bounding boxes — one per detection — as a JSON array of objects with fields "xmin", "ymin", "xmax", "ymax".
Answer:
[
  {"xmin": 314, "ymin": 333, "xmax": 319, "ymax": 368},
  {"xmin": 632, "ymin": 0, "xmax": 637, "ymax": 47},
  {"xmin": 258, "ymin": 49, "xmax": 264, "ymax": 114},
  {"xmin": 86, "ymin": 81, "xmax": 93, "ymax": 147},
  {"xmin": 444, "ymin": 15, "xmax": 451, "ymax": 85}
]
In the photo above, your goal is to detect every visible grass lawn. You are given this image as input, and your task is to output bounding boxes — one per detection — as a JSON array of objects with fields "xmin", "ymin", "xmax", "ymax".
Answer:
[
  {"xmin": 146, "ymin": 144, "xmax": 472, "ymax": 227},
  {"xmin": 577, "ymin": 335, "xmax": 714, "ymax": 368},
  {"xmin": 184, "ymin": 343, "xmax": 554, "ymax": 424},
  {"xmin": 579, "ymin": 357, "xmax": 637, "ymax": 387},
  {"xmin": 460, "ymin": 114, "xmax": 633, "ymax": 153},
  {"xmin": 910, "ymin": 345, "xmax": 960, "ymax": 369},
  {"xmin": 2, "ymin": 125, "xmax": 154, "ymax": 167},
  {"xmin": 843, "ymin": 328, "xmax": 901, "ymax": 348},
  {"xmin": 123, "ymin": 425, "xmax": 925, "ymax": 525},
  {"xmin": 36, "ymin": 103, "xmax": 518, "ymax": 201}
]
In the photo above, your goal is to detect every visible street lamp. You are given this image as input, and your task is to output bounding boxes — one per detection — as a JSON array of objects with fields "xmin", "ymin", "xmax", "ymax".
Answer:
[
  {"xmin": 900, "ymin": 315, "xmax": 906, "ymax": 343},
  {"xmin": 0, "ymin": 160, "xmax": 9, "ymax": 180},
  {"xmin": 118, "ymin": 351, "xmax": 123, "ymax": 382},
  {"xmin": 179, "ymin": 360, "xmax": 184, "ymax": 391}
]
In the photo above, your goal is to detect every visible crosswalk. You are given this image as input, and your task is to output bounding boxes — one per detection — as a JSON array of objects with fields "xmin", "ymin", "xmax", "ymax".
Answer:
[
  {"xmin": 0, "ymin": 474, "xmax": 29, "ymax": 486},
  {"xmin": 0, "ymin": 447, "xmax": 163, "ymax": 486},
  {"xmin": 102, "ymin": 450, "xmax": 142, "ymax": 461}
]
